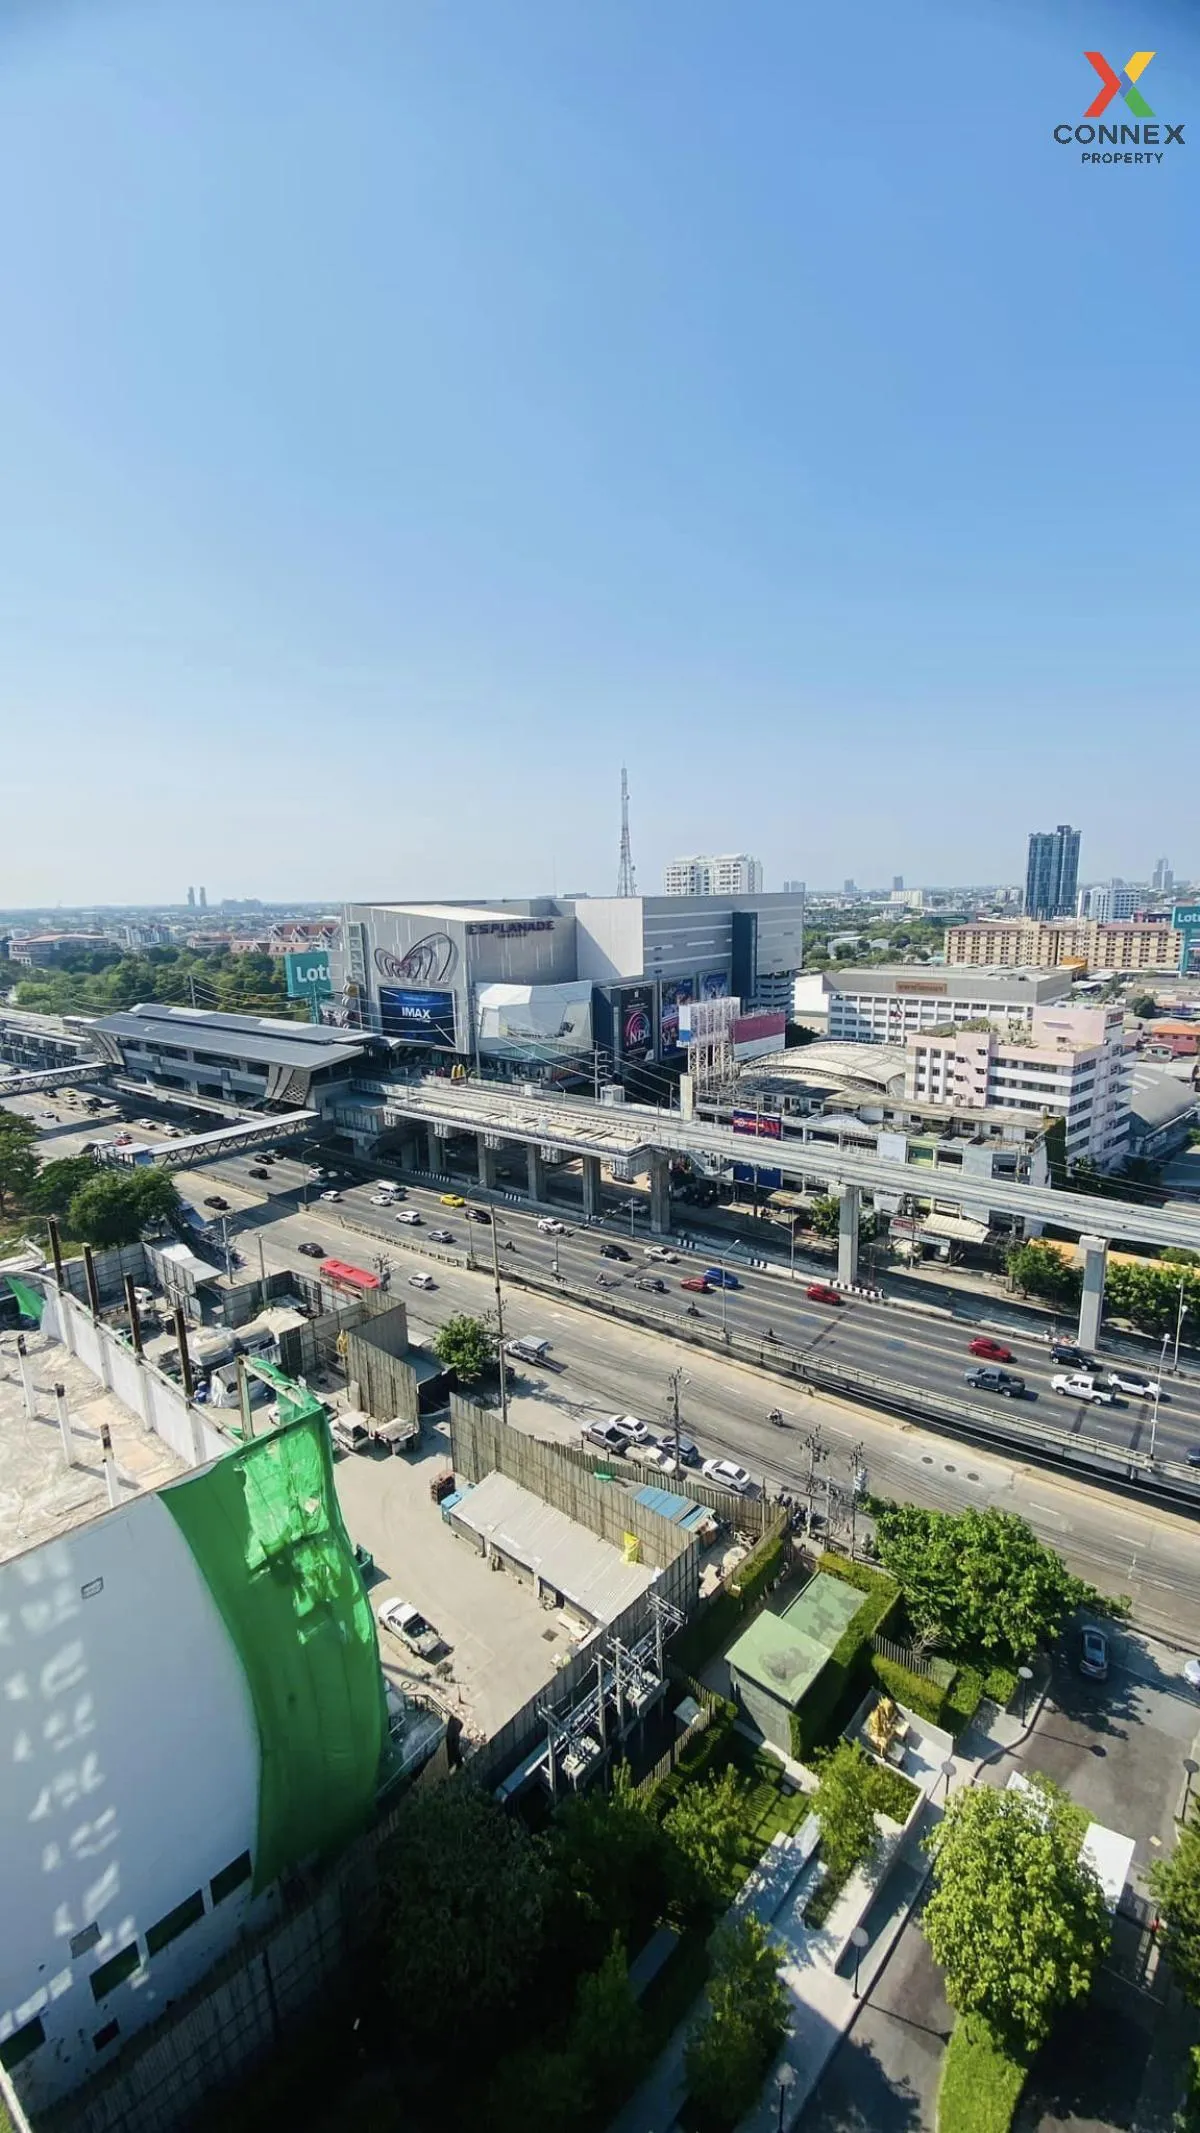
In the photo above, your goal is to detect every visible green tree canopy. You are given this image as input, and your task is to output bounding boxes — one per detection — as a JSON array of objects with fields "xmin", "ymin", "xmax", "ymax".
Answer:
[
  {"xmin": 1105, "ymin": 1259, "xmax": 1200, "ymax": 1338},
  {"xmin": 545, "ymin": 1765, "xmax": 678, "ymax": 1966},
  {"xmin": 1006, "ymin": 1239, "xmax": 1082, "ymax": 1310},
  {"xmin": 663, "ymin": 1764, "xmax": 748, "ymax": 1904},
  {"xmin": 923, "ymin": 1776, "xmax": 1110, "ymax": 2056},
  {"xmin": 871, "ymin": 1503, "xmax": 1101, "ymax": 1665},
  {"xmin": 26, "ymin": 1154, "xmax": 100, "ymax": 1217},
  {"xmin": 685, "ymin": 1918, "xmax": 787, "ymax": 2127},
  {"xmin": 67, "ymin": 1168, "xmax": 181, "ymax": 1247},
  {"xmin": 1149, "ymin": 1807, "xmax": 1200, "ymax": 2004},
  {"xmin": 811, "ymin": 1741, "xmax": 880, "ymax": 1885},
  {"xmin": 0, "ymin": 1113, "xmax": 39, "ymax": 1216},
  {"xmin": 433, "ymin": 1312, "xmax": 498, "ymax": 1384},
  {"xmin": 1128, "ymin": 993, "xmax": 1159, "ymax": 1020},
  {"xmin": 381, "ymin": 1779, "xmax": 548, "ymax": 2054}
]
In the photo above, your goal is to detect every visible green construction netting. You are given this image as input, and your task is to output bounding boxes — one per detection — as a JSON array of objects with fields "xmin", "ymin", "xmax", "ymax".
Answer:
[
  {"xmin": 162, "ymin": 1413, "xmax": 385, "ymax": 1892},
  {"xmin": 4, "ymin": 1276, "xmax": 44, "ymax": 1326}
]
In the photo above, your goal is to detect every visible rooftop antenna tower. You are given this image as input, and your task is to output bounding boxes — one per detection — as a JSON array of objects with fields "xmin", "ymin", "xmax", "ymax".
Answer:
[{"xmin": 616, "ymin": 766, "xmax": 637, "ymax": 898}]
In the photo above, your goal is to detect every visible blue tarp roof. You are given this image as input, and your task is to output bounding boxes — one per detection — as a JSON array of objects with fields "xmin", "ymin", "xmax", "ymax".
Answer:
[{"xmin": 634, "ymin": 1485, "xmax": 710, "ymax": 1532}]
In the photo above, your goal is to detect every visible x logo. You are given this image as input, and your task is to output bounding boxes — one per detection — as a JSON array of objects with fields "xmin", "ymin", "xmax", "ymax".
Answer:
[{"xmin": 1084, "ymin": 50, "xmax": 1156, "ymax": 118}]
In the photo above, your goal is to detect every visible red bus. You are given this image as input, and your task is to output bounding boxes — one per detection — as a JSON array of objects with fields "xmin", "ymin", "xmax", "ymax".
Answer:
[{"xmin": 319, "ymin": 1259, "xmax": 380, "ymax": 1294}]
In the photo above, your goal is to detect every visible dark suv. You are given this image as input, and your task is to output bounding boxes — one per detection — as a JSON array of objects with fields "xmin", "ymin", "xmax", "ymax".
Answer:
[
  {"xmin": 1050, "ymin": 1342, "xmax": 1090, "ymax": 1370},
  {"xmin": 964, "ymin": 1366, "xmax": 1027, "ymax": 1398},
  {"xmin": 601, "ymin": 1243, "xmax": 631, "ymax": 1261}
]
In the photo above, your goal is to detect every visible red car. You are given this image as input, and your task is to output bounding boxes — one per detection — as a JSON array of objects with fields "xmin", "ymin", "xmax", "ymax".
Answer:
[
  {"xmin": 680, "ymin": 1276, "xmax": 711, "ymax": 1293},
  {"xmin": 968, "ymin": 1336, "xmax": 1013, "ymax": 1363},
  {"xmin": 806, "ymin": 1284, "xmax": 843, "ymax": 1307}
]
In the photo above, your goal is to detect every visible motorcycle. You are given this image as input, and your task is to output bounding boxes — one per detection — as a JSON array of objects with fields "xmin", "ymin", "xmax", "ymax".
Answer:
[{"xmin": 768, "ymin": 1408, "xmax": 785, "ymax": 1427}]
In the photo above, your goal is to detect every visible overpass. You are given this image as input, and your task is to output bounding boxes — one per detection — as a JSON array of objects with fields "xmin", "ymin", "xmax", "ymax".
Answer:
[
  {"xmin": 0, "ymin": 1063, "xmax": 107, "ymax": 1097},
  {"xmin": 99, "ymin": 1110, "xmax": 322, "ymax": 1171}
]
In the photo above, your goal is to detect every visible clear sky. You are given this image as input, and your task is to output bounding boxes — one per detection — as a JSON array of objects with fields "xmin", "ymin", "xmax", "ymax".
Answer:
[{"xmin": 0, "ymin": 0, "xmax": 1195, "ymax": 906}]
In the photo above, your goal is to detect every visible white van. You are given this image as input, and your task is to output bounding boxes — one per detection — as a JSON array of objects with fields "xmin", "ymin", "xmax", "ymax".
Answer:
[{"xmin": 371, "ymin": 1181, "xmax": 404, "ymax": 1205}]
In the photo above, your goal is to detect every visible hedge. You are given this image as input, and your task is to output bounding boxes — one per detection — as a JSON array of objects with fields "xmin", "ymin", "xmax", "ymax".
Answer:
[
  {"xmin": 789, "ymin": 1557, "xmax": 901, "ymax": 1761},
  {"xmin": 871, "ymin": 1653, "xmax": 948, "ymax": 1728},
  {"xmin": 938, "ymin": 2017, "xmax": 1027, "ymax": 2133},
  {"xmin": 671, "ymin": 1525, "xmax": 787, "ymax": 1676}
]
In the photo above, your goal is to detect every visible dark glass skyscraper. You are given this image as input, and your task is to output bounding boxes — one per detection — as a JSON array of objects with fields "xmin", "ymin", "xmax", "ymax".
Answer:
[{"xmin": 1025, "ymin": 825, "xmax": 1081, "ymax": 919}]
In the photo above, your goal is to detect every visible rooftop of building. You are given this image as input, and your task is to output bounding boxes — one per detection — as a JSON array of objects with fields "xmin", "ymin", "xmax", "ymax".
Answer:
[
  {"xmin": 1127, "ymin": 1062, "xmax": 1199, "ymax": 1132},
  {"xmin": 0, "ymin": 1319, "xmax": 189, "ymax": 1564},
  {"xmin": 726, "ymin": 1572, "xmax": 867, "ymax": 1705},
  {"xmin": 825, "ymin": 965, "xmax": 1073, "ymax": 996},
  {"xmin": 87, "ymin": 1003, "xmax": 372, "ymax": 1073}
]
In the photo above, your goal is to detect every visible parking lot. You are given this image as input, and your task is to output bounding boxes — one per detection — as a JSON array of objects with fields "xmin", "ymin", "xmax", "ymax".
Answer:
[{"xmin": 330, "ymin": 1423, "xmax": 587, "ymax": 1749}]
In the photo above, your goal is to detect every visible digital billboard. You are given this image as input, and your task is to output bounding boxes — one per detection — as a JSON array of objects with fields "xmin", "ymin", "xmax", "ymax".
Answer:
[
  {"xmin": 619, "ymin": 984, "xmax": 655, "ymax": 1062},
  {"xmin": 659, "ymin": 977, "xmax": 694, "ymax": 1058},
  {"xmin": 731, "ymin": 1109, "xmax": 783, "ymax": 1140},
  {"xmin": 700, "ymin": 970, "xmax": 729, "ymax": 999},
  {"xmin": 476, "ymin": 981, "xmax": 593, "ymax": 1059},
  {"xmin": 379, "ymin": 986, "xmax": 457, "ymax": 1048}
]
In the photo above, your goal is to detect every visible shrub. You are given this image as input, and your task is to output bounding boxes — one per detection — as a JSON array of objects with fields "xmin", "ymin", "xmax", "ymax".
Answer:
[
  {"xmin": 870, "ymin": 1653, "xmax": 947, "ymax": 1727},
  {"xmin": 943, "ymin": 1667, "xmax": 986, "ymax": 1738},
  {"xmin": 938, "ymin": 2017, "xmax": 1028, "ymax": 2133},
  {"xmin": 982, "ymin": 1664, "xmax": 1019, "ymax": 1708}
]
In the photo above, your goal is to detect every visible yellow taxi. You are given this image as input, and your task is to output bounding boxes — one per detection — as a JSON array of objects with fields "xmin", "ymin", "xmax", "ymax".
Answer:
[{"xmin": 439, "ymin": 1192, "xmax": 467, "ymax": 1208}]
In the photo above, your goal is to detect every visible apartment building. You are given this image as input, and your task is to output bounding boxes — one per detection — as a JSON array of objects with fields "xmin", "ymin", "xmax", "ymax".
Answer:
[
  {"xmin": 793, "ymin": 966, "xmax": 1072, "ymax": 1045},
  {"xmin": 1075, "ymin": 881, "xmax": 1144, "ymax": 923},
  {"xmin": 946, "ymin": 919, "xmax": 1180, "ymax": 973},
  {"xmin": 1025, "ymin": 825, "xmax": 1080, "ymax": 920},
  {"xmin": 906, "ymin": 1004, "xmax": 1131, "ymax": 1169},
  {"xmin": 663, "ymin": 854, "xmax": 764, "ymax": 896}
]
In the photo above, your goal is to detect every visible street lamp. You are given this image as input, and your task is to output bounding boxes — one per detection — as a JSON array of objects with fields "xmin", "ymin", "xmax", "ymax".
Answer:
[
  {"xmin": 1174, "ymin": 1277, "xmax": 1190, "ymax": 1372},
  {"xmin": 1183, "ymin": 1757, "xmax": 1198, "ymax": 1821},
  {"xmin": 940, "ymin": 1757, "xmax": 956, "ymax": 1801},
  {"xmin": 849, "ymin": 1924, "xmax": 869, "ymax": 1999},
  {"xmin": 1150, "ymin": 1330, "xmax": 1170, "ymax": 1460},
  {"xmin": 775, "ymin": 2060, "xmax": 797, "ymax": 2133},
  {"xmin": 1017, "ymin": 1664, "xmax": 1034, "ymax": 1722}
]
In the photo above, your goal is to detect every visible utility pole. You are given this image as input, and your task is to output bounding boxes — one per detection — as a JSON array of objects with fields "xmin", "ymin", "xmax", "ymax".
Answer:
[
  {"xmin": 848, "ymin": 1439, "xmax": 865, "ymax": 1558},
  {"xmin": 490, "ymin": 1217, "xmax": 509, "ymax": 1428},
  {"xmin": 668, "ymin": 1367, "xmax": 688, "ymax": 1474},
  {"xmin": 1173, "ymin": 1275, "xmax": 1190, "ymax": 1372},
  {"xmin": 804, "ymin": 1424, "xmax": 826, "ymax": 1524}
]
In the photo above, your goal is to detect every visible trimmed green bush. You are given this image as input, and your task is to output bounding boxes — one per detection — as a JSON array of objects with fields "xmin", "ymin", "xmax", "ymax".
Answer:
[
  {"xmin": 982, "ymin": 1664, "xmax": 1019, "ymax": 1708},
  {"xmin": 943, "ymin": 1667, "xmax": 986, "ymax": 1738},
  {"xmin": 671, "ymin": 1525, "xmax": 788, "ymax": 1675},
  {"xmin": 938, "ymin": 2018, "xmax": 1027, "ymax": 2133},
  {"xmin": 871, "ymin": 1653, "xmax": 948, "ymax": 1727}
]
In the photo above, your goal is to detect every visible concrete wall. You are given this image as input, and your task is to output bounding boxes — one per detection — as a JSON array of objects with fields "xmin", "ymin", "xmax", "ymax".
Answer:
[
  {"xmin": 0, "ymin": 1493, "xmax": 270, "ymax": 2115},
  {"xmin": 38, "ymin": 1284, "xmax": 230, "ymax": 1470},
  {"xmin": 344, "ymin": 1316, "xmax": 418, "ymax": 1425}
]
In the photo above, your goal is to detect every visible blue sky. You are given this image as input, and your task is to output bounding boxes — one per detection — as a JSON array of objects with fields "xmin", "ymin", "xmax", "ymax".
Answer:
[{"xmin": 0, "ymin": 0, "xmax": 1195, "ymax": 906}]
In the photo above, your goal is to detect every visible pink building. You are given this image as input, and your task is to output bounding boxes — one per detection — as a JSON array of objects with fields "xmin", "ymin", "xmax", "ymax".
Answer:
[{"xmin": 905, "ymin": 1005, "xmax": 1130, "ymax": 1170}]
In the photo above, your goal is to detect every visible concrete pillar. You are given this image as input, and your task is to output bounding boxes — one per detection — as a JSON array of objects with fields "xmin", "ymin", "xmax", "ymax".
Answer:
[
  {"xmin": 1077, "ymin": 1234, "xmax": 1108, "ymax": 1351},
  {"xmin": 837, "ymin": 1184, "xmax": 861, "ymax": 1286},
  {"xmin": 526, "ymin": 1144, "xmax": 546, "ymax": 1204},
  {"xmin": 425, "ymin": 1124, "xmax": 447, "ymax": 1175},
  {"xmin": 581, "ymin": 1155, "xmax": 601, "ymax": 1222},
  {"xmin": 650, "ymin": 1154, "xmax": 671, "ymax": 1236},
  {"xmin": 477, "ymin": 1137, "xmax": 498, "ymax": 1191}
]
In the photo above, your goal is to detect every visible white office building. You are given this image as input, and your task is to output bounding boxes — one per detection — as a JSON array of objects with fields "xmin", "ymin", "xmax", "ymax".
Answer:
[
  {"xmin": 1076, "ymin": 880, "xmax": 1144, "ymax": 922},
  {"xmin": 906, "ymin": 1004, "xmax": 1131, "ymax": 1170},
  {"xmin": 663, "ymin": 854, "xmax": 764, "ymax": 897},
  {"xmin": 793, "ymin": 966, "xmax": 1073, "ymax": 1045}
]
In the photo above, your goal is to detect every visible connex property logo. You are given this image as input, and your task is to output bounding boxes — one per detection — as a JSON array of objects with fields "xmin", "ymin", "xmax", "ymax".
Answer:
[{"xmin": 1054, "ymin": 50, "xmax": 1184, "ymax": 164}]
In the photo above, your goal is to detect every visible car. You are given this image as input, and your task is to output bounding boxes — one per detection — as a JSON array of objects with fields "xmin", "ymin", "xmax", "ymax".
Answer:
[
  {"xmin": 1050, "ymin": 1342, "xmax": 1091, "ymax": 1369},
  {"xmin": 636, "ymin": 1276, "xmax": 667, "ymax": 1294},
  {"xmin": 601, "ymin": 1242, "xmax": 631, "ymax": 1261},
  {"xmin": 615, "ymin": 1414, "xmax": 654, "ymax": 1445},
  {"xmin": 1189, "ymin": 1447, "xmax": 1200, "ymax": 1470},
  {"xmin": 331, "ymin": 1417, "xmax": 371, "ymax": 1455},
  {"xmin": 408, "ymin": 1273, "xmax": 436, "ymax": 1291},
  {"xmin": 1101, "ymin": 1369, "xmax": 1162, "ymax": 1399},
  {"xmin": 701, "ymin": 1457, "xmax": 754, "ymax": 1495},
  {"xmin": 703, "ymin": 1267, "xmax": 741, "ymax": 1290},
  {"xmin": 968, "ymin": 1336, "xmax": 1013, "ymax": 1363},
  {"xmin": 248, "ymin": 1166, "xmax": 269, "ymax": 1180},
  {"xmin": 203, "ymin": 1195, "xmax": 229, "ymax": 1211},
  {"xmin": 320, "ymin": 1189, "xmax": 341, "ymax": 1203},
  {"xmin": 806, "ymin": 1284, "xmax": 842, "ymax": 1307},
  {"xmin": 376, "ymin": 1598, "xmax": 442, "ymax": 1659},
  {"xmin": 395, "ymin": 1209, "xmax": 422, "ymax": 1224},
  {"xmin": 298, "ymin": 1241, "xmax": 324, "ymax": 1258},
  {"xmin": 643, "ymin": 1246, "xmax": 677, "ymax": 1263},
  {"xmin": 537, "ymin": 1217, "xmax": 567, "ymax": 1234},
  {"xmin": 465, "ymin": 1207, "xmax": 491, "ymax": 1224},
  {"xmin": 1078, "ymin": 1625, "xmax": 1110, "ymax": 1681},
  {"xmin": 428, "ymin": 1227, "xmax": 453, "ymax": 1242},
  {"xmin": 370, "ymin": 1191, "xmax": 394, "ymax": 1206},
  {"xmin": 439, "ymin": 1193, "xmax": 466, "ymax": 1208},
  {"xmin": 113, "ymin": 1131, "xmax": 133, "ymax": 1146},
  {"xmin": 582, "ymin": 1418, "xmax": 631, "ymax": 1454},
  {"xmin": 681, "ymin": 1276, "xmax": 711, "ymax": 1294},
  {"xmin": 1051, "ymin": 1372, "xmax": 1116, "ymax": 1405},
  {"xmin": 669, "ymin": 1432, "xmax": 701, "ymax": 1466},
  {"xmin": 964, "ymin": 1366, "xmax": 1027, "ymax": 1398}
]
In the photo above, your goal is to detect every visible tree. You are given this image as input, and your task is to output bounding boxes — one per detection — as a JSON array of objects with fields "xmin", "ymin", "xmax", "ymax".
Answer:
[
  {"xmin": 1129, "ymin": 993, "xmax": 1159, "ymax": 1021},
  {"xmin": 0, "ymin": 1113, "xmax": 38, "ymax": 1216},
  {"xmin": 923, "ymin": 1776, "xmax": 1110, "ymax": 2056},
  {"xmin": 1105, "ymin": 1259, "xmax": 1200, "ymax": 1338},
  {"xmin": 1149, "ymin": 1807, "xmax": 1200, "ymax": 2004},
  {"xmin": 67, "ymin": 1168, "xmax": 182, "ymax": 1248},
  {"xmin": 432, "ymin": 1312, "xmax": 498, "ymax": 1383},
  {"xmin": 663, "ymin": 1765, "xmax": 747, "ymax": 1903},
  {"xmin": 545, "ymin": 1765, "xmax": 678, "ymax": 1964},
  {"xmin": 25, "ymin": 1154, "xmax": 99, "ymax": 1217},
  {"xmin": 811, "ymin": 1741, "xmax": 880, "ymax": 1884},
  {"xmin": 685, "ymin": 1918, "xmax": 787, "ymax": 2127},
  {"xmin": 381, "ymin": 1779, "xmax": 548, "ymax": 2054},
  {"xmin": 871, "ymin": 1503, "xmax": 1102, "ymax": 1665},
  {"xmin": 809, "ymin": 1192, "xmax": 873, "ymax": 1247},
  {"xmin": 1006, "ymin": 1239, "xmax": 1082, "ymax": 1311},
  {"xmin": 567, "ymin": 1935, "xmax": 646, "ymax": 2116}
]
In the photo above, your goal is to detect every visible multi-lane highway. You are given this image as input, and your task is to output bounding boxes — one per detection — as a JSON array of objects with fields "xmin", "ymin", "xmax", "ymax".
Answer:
[{"xmin": 9, "ymin": 1086, "xmax": 1200, "ymax": 1639}]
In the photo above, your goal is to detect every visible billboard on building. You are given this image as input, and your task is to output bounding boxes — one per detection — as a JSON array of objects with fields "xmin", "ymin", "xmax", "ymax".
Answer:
[
  {"xmin": 731, "ymin": 1011, "xmax": 787, "ymax": 1062},
  {"xmin": 659, "ymin": 977, "xmax": 694, "ymax": 1058},
  {"xmin": 618, "ymin": 984, "xmax": 655, "ymax": 1062},
  {"xmin": 285, "ymin": 949, "xmax": 332, "ymax": 999},
  {"xmin": 732, "ymin": 1161, "xmax": 784, "ymax": 1190},
  {"xmin": 700, "ymin": 969, "xmax": 730, "ymax": 999},
  {"xmin": 476, "ymin": 981, "xmax": 593, "ymax": 1059},
  {"xmin": 731, "ymin": 1109, "xmax": 784, "ymax": 1140},
  {"xmin": 379, "ymin": 986, "xmax": 457, "ymax": 1047}
]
